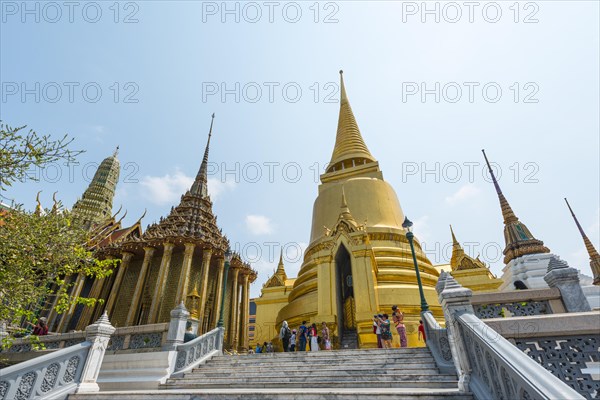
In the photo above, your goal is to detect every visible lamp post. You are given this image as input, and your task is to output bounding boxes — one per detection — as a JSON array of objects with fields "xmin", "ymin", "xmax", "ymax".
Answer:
[
  {"xmin": 217, "ymin": 248, "xmax": 233, "ymax": 328},
  {"xmin": 402, "ymin": 217, "xmax": 430, "ymax": 312}
]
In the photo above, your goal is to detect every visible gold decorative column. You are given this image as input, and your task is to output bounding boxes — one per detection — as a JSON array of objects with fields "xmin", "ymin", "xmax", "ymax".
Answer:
[
  {"xmin": 75, "ymin": 254, "xmax": 115, "ymax": 330},
  {"xmin": 197, "ymin": 248, "xmax": 213, "ymax": 332},
  {"xmin": 229, "ymin": 267, "xmax": 240, "ymax": 349},
  {"xmin": 213, "ymin": 258, "xmax": 225, "ymax": 329},
  {"xmin": 176, "ymin": 243, "xmax": 196, "ymax": 304},
  {"xmin": 105, "ymin": 252, "xmax": 134, "ymax": 317},
  {"xmin": 239, "ymin": 273, "xmax": 250, "ymax": 350},
  {"xmin": 126, "ymin": 246, "xmax": 155, "ymax": 325},
  {"xmin": 56, "ymin": 273, "xmax": 86, "ymax": 333},
  {"xmin": 148, "ymin": 242, "xmax": 174, "ymax": 323}
]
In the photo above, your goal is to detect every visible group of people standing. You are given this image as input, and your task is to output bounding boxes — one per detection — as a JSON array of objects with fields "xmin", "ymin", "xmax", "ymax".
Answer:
[
  {"xmin": 279, "ymin": 321, "xmax": 331, "ymax": 352},
  {"xmin": 373, "ymin": 305, "xmax": 426, "ymax": 348}
]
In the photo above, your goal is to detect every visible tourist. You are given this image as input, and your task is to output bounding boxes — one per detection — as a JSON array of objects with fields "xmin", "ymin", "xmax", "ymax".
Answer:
[
  {"xmin": 266, "ymin": 342, "xmax": 274, "ymax": 353},
  {"xmin": 280, "ymin": 320, "xmax": 291, "ymax": 352},
  {"xmin": 321, "ymin": 322, "xmax": 331, "ymax": 350},
  {"xmin": 255, "ymin": 343, "xmax": 262, "ymax": 353},
  {"xmin": 298, "ymin": 321, "xmax": 308, "ymax": 351},
  {"xmin": 183, "ymin": 321, "xmax": 197, "ymax": 343},
  {"xmin": 289, "ymin": 329, "xmax": 297, "ymax": 352},
  {"xmin": 418, "ymin": 320, "xmax": 426, "ymax": 342},
  {"xmin": 310, "ymin": 323, "xmax": 319, "ymax": 352},
  {"xmin": 373, "ymin": 314, "xmax": 383, "ymax": 348},
  {"xmin": 378, "ymin": 314, "xmax": 392, "ymax": 349},
  {"xmin": 27, "ymin": 317, "xmax": 48, "ymax": 336},
  {"xmin": 391, "ymin": 305, "xmax": 408, "ymax": 347}
]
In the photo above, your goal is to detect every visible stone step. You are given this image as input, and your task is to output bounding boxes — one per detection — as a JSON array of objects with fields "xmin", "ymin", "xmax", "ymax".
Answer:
[
  {"xmin": 239, "ymin": 348, "xmax": 430, "ymax": 356},
  {"xmin": 207, "ymin": 358, "xmax": 435, "ymax": 367},
  {"xmin": 188, "ymin": 366, "xmax": 441, "ymax": 376},
  {"xmin": 69, "ymin": 388, "xmax": 474, "ymax": 400},
  {"xmin": 162, "ymin": 379, "xmax": 460, "ymax": 390},
  {"xmin": 210, "ymin": 353, "xmax": 434, "ymax": 362},
  {"xmin": 183, "ymin": 369, "xmax": 449, "ymax": 380}
]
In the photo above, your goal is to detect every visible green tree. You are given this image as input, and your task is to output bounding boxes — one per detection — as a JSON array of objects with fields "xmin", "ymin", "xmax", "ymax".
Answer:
[
  {"xmin": 0, "ymin": 122, "xmax": 83, "ymax": 191},
  {"xmin": 0, "ymin": 204, "xmax": 118, "ymax": 339}
]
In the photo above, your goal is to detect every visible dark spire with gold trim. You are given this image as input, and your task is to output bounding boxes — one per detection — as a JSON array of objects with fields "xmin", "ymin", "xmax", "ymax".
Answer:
[
  {"xmin": 482, "ymin": 150, "xmax": 549, "ymax": 264},
  {"xmin": 190, "ymin": 113, "xmax": 215, "ymax": 198},
  {"xmin": 143, "ymin": 114, "xmax": 226, "ymax": 250},
  {"xmin": 565, "ymin": 198, "xmax": 600, "ymax": 285},
  {"xmin": 326, "ymin": 71, "xmax": 376, "ymax": 173}
]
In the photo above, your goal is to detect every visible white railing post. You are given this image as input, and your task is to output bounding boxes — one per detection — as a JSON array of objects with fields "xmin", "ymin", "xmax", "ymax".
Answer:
[
  {"xmin": 164, "ymin": 302, "xmax": 190, "ymax": 351},
  {"xmin": 438, "ymin": 273, "xmax": 474, "ymax": 393},
  {"xmin": 544, "ymin": 256, "xmax": 591, "ymax": 312},
  {"xmin": 74, "ymin": 312, "xmax": 116, "ymax": 394}
]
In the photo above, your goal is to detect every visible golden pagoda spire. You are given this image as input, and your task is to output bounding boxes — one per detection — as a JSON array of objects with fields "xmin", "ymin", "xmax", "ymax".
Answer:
[
  {"xmin": 449, "ymin": 225, "xmax": 487, "ymax": 271},
  {"xmin": 264, "ymin": 250, "xmax": 287, "ymax": 288},
  {"xmin": 565, "ymin": 198, "xmax": 600, "ymax": 285},
  {"xmin": 190, "ymin": 113, "xmax": 215, "ymax": 197},
  {"xmin": 482, "ymin": 149, "xmax": 549, "ymax": 264},
  {"xmin": 326, "ymin": 71, "xmax": 376, "ymax": 173}
]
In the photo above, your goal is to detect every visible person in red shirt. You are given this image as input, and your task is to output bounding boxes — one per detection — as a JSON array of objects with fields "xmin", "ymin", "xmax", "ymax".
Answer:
[
  {"xmin": 29, "ymin": 317, "xmax": 49, "ymax": 336},
  {"xmin": 418, "ymin": 320, "xmax": 426, "ymax": 342}
]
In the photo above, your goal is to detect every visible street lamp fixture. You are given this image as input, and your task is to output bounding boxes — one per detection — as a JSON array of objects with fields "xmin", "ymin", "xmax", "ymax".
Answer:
[
  {"xmin": 403, "ymin": 217, "xmax": 430, "ymax": 312},
  {"xmin": 217, "ymin": 248, "xmax": 233, "ymax": 328}
]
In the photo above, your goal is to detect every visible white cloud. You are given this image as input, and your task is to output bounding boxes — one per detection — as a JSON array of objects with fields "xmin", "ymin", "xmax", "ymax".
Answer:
[
  {"xmin": 445, "ymin": 184, "xmax": 481, "ymax": 205},
  {"xmin": 207, "ymin": 177, "xmax": 236, "ymax": 201},
  {"xmin": 140, "ymin": 170, "xmax": 193, "ymax": 205},
  {"xmin": 245, "ymin": 214, "xmax": 274, "ymax": 235}
]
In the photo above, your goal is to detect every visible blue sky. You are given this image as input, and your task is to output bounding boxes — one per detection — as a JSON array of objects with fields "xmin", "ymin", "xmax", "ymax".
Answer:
[{"xmin": 1, "ymin": 1, "xmax": 599, "ymax": 297}]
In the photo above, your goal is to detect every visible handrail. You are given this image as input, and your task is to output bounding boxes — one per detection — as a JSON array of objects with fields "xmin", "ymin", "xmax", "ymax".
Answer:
[
  {"xmin": 0, "ymin": 341, "xmax": 91, "ymax": 399},
  {"xmin": 172, "ymin": 327, "xmax": 224, "ymax": 376},
  {"xmin": 457, "ymin": 312, "xmax": 584, "ymax": 400},
  {"xmin": 420, "ymin": 311, "xmax": 454, "ymax": 374}
]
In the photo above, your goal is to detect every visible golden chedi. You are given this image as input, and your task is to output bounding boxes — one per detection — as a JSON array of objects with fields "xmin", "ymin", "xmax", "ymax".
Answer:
[{"xmin": 276, "ymin": 71, "xmax": 442, "ymax": 348}]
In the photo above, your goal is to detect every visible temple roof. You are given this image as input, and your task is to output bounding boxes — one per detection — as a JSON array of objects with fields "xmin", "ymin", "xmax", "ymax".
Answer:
[
  {"xmin": 482, "ymin": 150, "xmax": 550, "ymax": 264},
  {"xmin": 449, "ymin": 225, "xmax": 489, "ymax": 271},
  {"xmin": 142, "ymin": 115, "xmax": 227, "ymax": 251},
  {"xmin": 326, "ymin": 71, "xmax": 376, "ymax": 174},
  {"xmin": 565, "ymin": 198, "xmax": 600, "ymax": 284},
  {"xmin": 263, "ymin": 250, "xmax": 288, "ymax": 288}
]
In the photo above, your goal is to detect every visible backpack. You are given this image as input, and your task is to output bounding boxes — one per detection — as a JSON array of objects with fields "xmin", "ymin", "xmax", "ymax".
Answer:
[
  {"xmin": 299, "ymin": 325, "xmax": 306, "ymax": 336},
  {"xmin": 284, "ymin": 327, "xmax": 291, "ymax": 340}
]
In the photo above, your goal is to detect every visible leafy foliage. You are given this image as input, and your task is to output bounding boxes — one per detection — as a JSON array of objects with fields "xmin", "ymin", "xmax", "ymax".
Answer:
[
  {"xmin": 0, "ymin": 122, "xmax": 83, "ymax": 190},
  {"xmin": 0, "ymin": 201, "xmax": 119, "ymax": 335}
]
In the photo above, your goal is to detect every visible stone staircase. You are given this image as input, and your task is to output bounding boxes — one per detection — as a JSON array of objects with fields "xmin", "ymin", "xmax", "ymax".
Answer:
[
  {"xmin": 340, "ymin": 329, "xmax": 359, "ymax": 349},
  {"xmin": 70, "ymin": 348, "xmax": 472, "ymax": 399}
]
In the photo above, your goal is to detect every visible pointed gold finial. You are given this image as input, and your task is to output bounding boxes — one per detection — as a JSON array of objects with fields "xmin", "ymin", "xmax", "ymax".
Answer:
[
  {"xmin": 35, "ymin": 191, "xmax": 43, "ymax": 215},
  {"xmin": 565, "ymin": 198, "xmax": 600, "ymax": 285},
  {"xmin": 450, "ymin": 224, "xmax": 460, "ymax": 247},
  {"xmin": 326, "ymin": 71, "xmax": 376, "ymax": 173},
  {"xmin": 51, "ymin": 192, "xmax": 59, "ymax": 214}
]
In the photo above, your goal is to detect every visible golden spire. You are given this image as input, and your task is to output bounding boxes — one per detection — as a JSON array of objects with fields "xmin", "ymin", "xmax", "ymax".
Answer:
[
  {"xmin": 449, "ymin": 225, "xmax": 487, "ymax": 271},
  {"xmin": 264, "ymin": 250, "xmax": 287, "ymax": 288},
  {"xmin": 482, "ymin": 150, "xmax": 518, "ymax": 224},
  {"xmin": 190, "ymin": 113, "xmax": 215, "ymax": 197},
  {"xmin": 450, "ymin": 224, "xmax": 460, "ymax": 248},
  {"xmin": 565, "ymin": 198, "xmax": 600, "ymax": 285},
  {"xmin": 326, "ymin": 71, "xmax": 376, "ymax": 173},
  {"xmin": 482, "ymin": 149, "xmax": 549, "ymax": 264}
]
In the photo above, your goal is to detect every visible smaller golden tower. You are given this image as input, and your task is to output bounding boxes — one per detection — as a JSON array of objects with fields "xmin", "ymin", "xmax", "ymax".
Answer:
[{"xmin": 448, "ymin": 225, "xmax": 503, "ymax": 292}]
